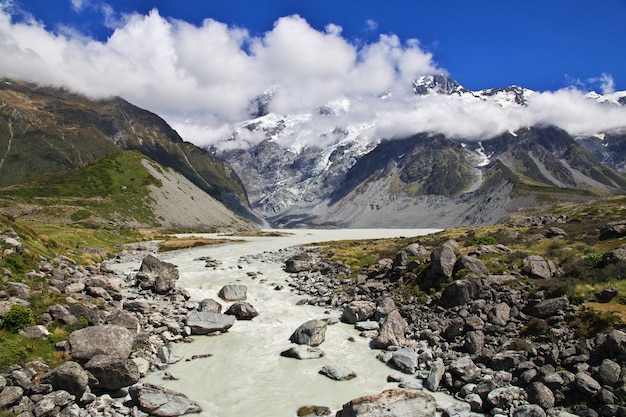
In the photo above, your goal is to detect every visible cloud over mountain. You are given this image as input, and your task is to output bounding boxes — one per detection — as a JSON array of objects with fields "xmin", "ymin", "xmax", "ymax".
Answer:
[{"xmin": 1, "ymin": 4, "xmax": 625, "ymax": 148}]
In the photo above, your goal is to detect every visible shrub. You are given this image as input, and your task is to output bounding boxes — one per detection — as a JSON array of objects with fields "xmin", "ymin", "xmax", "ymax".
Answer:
[
  {"xmin": 473, "ymin": 235, "xmax": 498, "ymax": 246},
  {"xmin": 1, "ymin": 304, "xmax": 35, "ymax": 332},
  {"xmin": 522, "ymin": 317, "xmax": 549, "ymax": 336},
  {"xmin": 572, "ymin": 307, "xmax": 621, "ymax": 339},
  {"xmin": 583, "ymin": 252, "xmax": 603, "ymax": 268}
]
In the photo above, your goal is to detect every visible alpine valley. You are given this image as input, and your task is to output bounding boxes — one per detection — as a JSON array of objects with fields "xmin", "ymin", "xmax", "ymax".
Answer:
[{"xmin": 2, "ymin": 75, "xmax": 626, "ymax": 229}]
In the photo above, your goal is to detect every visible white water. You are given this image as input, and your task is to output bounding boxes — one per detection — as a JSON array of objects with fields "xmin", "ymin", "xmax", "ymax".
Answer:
[{"xmin": 113, "ymin": 228, "xmax": 452, "ymax": 417}]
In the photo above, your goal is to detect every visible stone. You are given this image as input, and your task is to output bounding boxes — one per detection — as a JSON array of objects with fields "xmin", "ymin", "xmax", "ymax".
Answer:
[
  {"xmin": 391, "ymin": 347, "xmax": 418, "ymax": 374},
  {"xmin": 599, "ymin": 220, "xmax": 626, "ymax": 240},
  {"xmin": 430, "ymin": 242, "xmax": 458, "ymax": 278},
  {"xmin": 522, "ymin": 255, "xmax": 557, "ymax": 279},
  {"xmin": 464, "ymin": 330, "xmax": 485, "ymax": 354},
  {"xmin": 439, "ymin": 279, "xmax": 480, "ymax": 308},
  {"xmin": 157, "ymin": 345, "xmax": 183, "ymax": 365},
  {"xmin": 84, "ymin": 355, "xmax": 141, "ymax": 391},
  {"xmin": 280, "ymin": 345, "xmax": 325, "ymax": 360},
  {"xmin": 284, "ymin": 253, "xmax": 314, "ymax": 273},
  {"xmin": 486, "ymin": 386, "xmax": 524, "ymax": 409},
  {"xmin": 40, "ymin": 361, "xmax": 89, "ymax": 397},
  {"xmin": 123, "ymin": 300, "xmax": 151, "ymax": 314},
  {"xmin": 336, "ymin": 388, "xmax": 437, "ymax": 417},
  {"xmin": 185, "ymin": 311, "xmax": 235, "ymax": 335},
  {"xmin": 594, "ymin": 287, "xmax": 619, "ymax": 303},
  {"xmin": 85, "ymin": 276, "xmax": 123, "ymax": 301},
  {"xmin": 341, "ymin": 301, "xmax": 376, "ymax": 324},
  {"xmin": 0, "ymin": 385, "xmax": 24, "ymax": 409},
  {"xmin": 524, "ymin": 297, "xmax": 569, "ymax": 319},
  {"xmin": 596, "ymin": 358, "xmax": 621, "ymax": 385},
  {"xmin": 374, "ymin": 310, "xmax": 407, "ymax": 349},
  {"xmin": 217, "ymin": 284, "xmax": 248, "ymax": 302},
  {"xmin": 319, "ymin": 364, "xmax": 356, "ymax": 381},
  {"xmin": 197, "ymin": 299, "xmax": 222, "ymax": 313},
  {"xmin": 289, "ymin": 319, "xmax": 327, "ymax": 347},
  {"xmin": 19, "ymin": 325, "xmax": 50, "ymax": 339},
  {"xmin": 68, "ymin": 325, "xmax": 135, "ymax": 361},
  {"xmin": 225, "ymin": 302, "xmax": 258, "ymax": 320},
  {"xmin": 47, "ymin": 304, "xmax": 77, "ymax": 326},
  {"xmin": 488, "ymin": 303, "xmax": 511, "ymax": 326},
  {"xmin": 448, "ymin": 356, "xmax": 481, "ymax": 383},
  {"xmin": 454, "ymin": 255, "xmax": 489, "ymax": 276},
  {"xmin": 68, "ymin": 304, "xmax": 102, "ymax": 326},
  {"xmin": 139, "ymin": 255, "xmax": 179, "ymax": 295},
  {"xmin": 527, "ymin": 382, "xmax": 555, "ymax": 409},
  {"xmin": 575, "ymin": 372, "xmax": 601, "ymax": 396},
  {"xmin": 424, "ymin": 358, "xmax": 445, "ymax": 392},
  {"xmin": 128, "ymin": 383, "xmax": 202, "ymax": 416},
  {"xmin": 513, "ymin": 404, "xmax": 547, "ymax": 417},
  {"xmin": 106, "ymin": 309, "xmax": 141, "ymax": 333},
  {"xmin": 601, "ymin": 244, "xmax": 626, "ymax": 267}
]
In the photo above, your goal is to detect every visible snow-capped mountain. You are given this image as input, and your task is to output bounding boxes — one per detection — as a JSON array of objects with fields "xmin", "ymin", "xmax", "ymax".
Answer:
[{"xmin": 213, "ymin": 74, "xmax": 626, "ymax": 228}]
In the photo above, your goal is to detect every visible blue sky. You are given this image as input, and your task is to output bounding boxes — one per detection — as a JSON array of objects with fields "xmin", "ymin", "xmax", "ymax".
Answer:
[
  {"xmin": 12, "ymin": 0, "xmax": 626, "ymax": 92},
  {"xmin": 1, "ymin": 0, "xmax": 626, "ymax": 146}
]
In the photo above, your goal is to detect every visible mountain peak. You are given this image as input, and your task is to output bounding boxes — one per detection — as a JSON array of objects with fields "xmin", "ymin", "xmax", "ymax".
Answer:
[{"xmin": 412, "ymin": 74, "xmax": 469, "ymax": 96}]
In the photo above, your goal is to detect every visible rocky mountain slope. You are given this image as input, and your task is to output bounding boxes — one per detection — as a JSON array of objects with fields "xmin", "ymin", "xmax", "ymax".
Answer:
[
  {"xmin": 0, "ymin": 79, "xmax": 261, "ymax": 224},
  {"xmin": 0, "ymin": 150, "xmax": 254, "ymax": 231},
  {"xmin": 216, "ymin": 75, "xmax": 626, "ymax": 228}
]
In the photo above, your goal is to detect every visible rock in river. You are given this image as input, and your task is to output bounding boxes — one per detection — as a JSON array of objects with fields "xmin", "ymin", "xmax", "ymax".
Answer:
[{"xmin": 185, "ymin": 311, "xmax": 235, "ymax": 335}]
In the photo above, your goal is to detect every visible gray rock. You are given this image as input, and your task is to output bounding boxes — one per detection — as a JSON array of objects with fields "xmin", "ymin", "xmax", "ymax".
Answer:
[
  {"xmin": 423, "ymin": 358, "xmax": 445, "ymax": 392},
  {"xmin": 0, "ymin": 385, "xmax": 24, "ymax": 409},
  {"xmin": 464, "ymin": 330, "xmax": 485, "ymax": 354},
  {"xmin": 284, "ymin": 253, "xmax": 314, "ymax": 273},
  {"xmin": 522, "ymin": 255, "xmax": 557, "ymax": 279},
  {"xmin": 439, "ymin": 279, "xmax": 480, "ymax": 308},
  {"xmin": 157, "ymin": 345, "xmax": 183, "ymax": 365},
  {"xmin": 225, "ymin": 302, "xmax": 258, "ymax": 320},
  {"xmin": 596, "ymin": 358, "xmax": 621, "ymax": 385},
  {"xmin": 527, "ymin": 382, "xmax": 555, "ymax": 409},
  {"xmin": 32, "ymin": 390, "xmax": 75, "ymax": 417},
  {"xmin": 448, "ymin": 356, "xmax": 481, "ymax": 384},
  {"xmin": 600, "ymin": 244, "xmax": 626, "ymax": 267},
  {"xmin": 319, "ymin": 364, "xmax": 356, "ymax": 381},
  {"xmin": 40, "ymin": 361, "xmax": 89, "ymax": 398},
  {"xmin": 486, "ymin": 386, "xmax": 524, "ymax": 409},
  {"xmin": 525, "ymin": 296, "xmax": 569, "ymax": 319},
  {"xmin": 513, "ymin": 404, "xmax": 547, "ymax": 417},
  {"xmin": 185, "ymin": 311, "xmax": 235, "ymax": 335},
  {"xmin": 594, "ymin": 287, "xmax": 618, "ymax": 303},
  {"xmin": 280, "ymin": 345, "xmax": 325, "ymax": 360},
  {"xmin": 84, "ymin": 355, "xmax": 140, "ymax": 391},
  {"xmin": 342, "ymin": 301, "xmax": 376, "ymax": 324},
  {"xmin": 197, "ymin": 299, "xmax": 222, "ymax": 313},
  {"xmin": 19, "ymin": 325, "xmax": 50, "ymax": 339},
  {"xmin": 430, "ymin": 242, "xmax": 458, "ymax": 278},
  {"xmin": 47, "ymin": 304, "xmax": 77, "ymax": 326},
  {"xmin": 336, "ymin": 388, "xmax": 437, "ymax": 417},
  {"xmin": 139, "ymin": 254, "xmax": 179, "ymax": 295},
  {"xmin": 488, "ymin": 303, "xmax": 511, "ymax": 326},
  {"xmin": 575, "ymin": 372, "xmax": 601, "ymax": 396},
  {"xmin": 68, "ymin": 325, "xmax": 135, "ymax": 361},
  {"xmin": 123, "ymin": 300, "xmax": 151, "ymax": 314},
  {"xmin": 106, "ymin": 309, "xmax": 141, "ymax": 333},
  {"xmin": 68, "ymin": 304, "xmax": 102, "ymax": 326},
  {"xmin": 85, "ymin": 276, "xmax": 123, "ymax": 301},
  {"xmin": 217, "ymin": 284, "xmax": 248, "ymax": 302},
  {"xmin": 374, "ymin": 310, "xmax": 407, "ymax": 349},
  {"xmin": 289, "ymin": 319, "xmax": 327, "ymax": 347},
  {"xmin": 355, "ymin": 321, "xmax": 379, "ymax": 331},
  {"xmin": 128, "ymin": 383, "xmax": 202, "ymax": 416},
  {"xmin": 490, "ymin": 351, "xmax": 525, "ymax": 371},
  {"xmin": 454, "ymin": 255, "xmax": 489, "ymax": 276},
  {"xmin": 391, "ymin": 347, "xmax": 418, "ymax": 374}
]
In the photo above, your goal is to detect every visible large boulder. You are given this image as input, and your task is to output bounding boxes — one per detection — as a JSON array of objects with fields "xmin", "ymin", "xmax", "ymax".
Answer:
[
  {"xmin": 197, "ymin": 298, "xmax": 222, "ymax": 313},
  {"xmin": 85, "ymin": 276, "xmax": 123, "ymax": 301},
  {"xmin": 600, "ymin": 244, "xmax": 626, "ymax": 267},
  {"xmin": 138, "ymin": 254, "xmax": 179, "ymax": 294},
  {"xmin": 225, "ymin": 302, "xmax": 258, "ymax": 320},
  {"xmin": 336, "ymin": 388, "xmax": 437, "ymax": 417},
  {"xmin": 289, "ymin": 319, "xmax": 327, "ymax": 347},
  {"xmin": 374, "ymin": 310, "xmax": 407, "ymax": 349},
  {"xmin": 522, "ymin": 256, "xmax": 557, "ymax": 279},
  {"xmin": 128, "ymin": 383, "xmax": 202, "ymax": 416},
  {"xmin": 84, "ymin": 355, "xmax": 141, "ymax": 391},
  {"xmin": 217, "ymin": 284, "xmax": 248, "ymax": 302},
  {"xmin": 454, "ymin": 256, "xmax": 489, "ymax": 276},
  {"xmin": 40, "ymin": 361, "xmax": 90, "ymax": 397},
  {"xmin": 439, "ymin": 278, "xmax": 480, "ymax": 308},
  {"xmin": 524, "ymin": 297, "xmax": 569, "ymax": 319},
  {"xmin": 185, "ymin": 311, "xmax": 235, "ymax": 335},
  {"xmin": 68, "ymin": 325, "xmax": 135, "ymax": 361},
  {"xmin": 284, "ymin": 252, "xmax": 314, "ymax": 273},
  {"xmin": 0, "ymin": 386, "xmax": 24, "ymax": 409},
  {"xmin": 391, "ymin": 347, "xmax": 418, "ymax": 374},
  {"xmin": 280, "ymin": 345, "xmax": 325, "ymax": 360},
  {"xmin": 430, "ymin": 241, "xmax": 459, "ymax": 278},
  {"xmin": 341, "ymin": 301, "xmax": 376, "ymax": 324}
]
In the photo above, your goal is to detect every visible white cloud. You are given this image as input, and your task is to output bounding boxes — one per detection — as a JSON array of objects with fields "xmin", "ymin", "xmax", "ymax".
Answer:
[
  {"xmin": 365, "ymin": 19, "xmax": 378, "ymax": 32},
  {"xmin": 0, "ymin": 5, "xmax": 624, "ymax": 149}
]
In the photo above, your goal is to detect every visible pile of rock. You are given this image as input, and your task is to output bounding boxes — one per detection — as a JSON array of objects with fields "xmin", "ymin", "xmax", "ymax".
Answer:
[
  {"xmin": 0, "ymin": 234, "xmax": 258, "ymax": 416},
  {"xmin": 285, "ymin": 231, "xmax": 626, "ymax": 416}
]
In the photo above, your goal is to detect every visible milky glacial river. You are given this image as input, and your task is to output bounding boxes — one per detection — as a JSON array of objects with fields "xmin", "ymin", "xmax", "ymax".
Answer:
[{"xmin": 114, "ymin": 229, "xmax": 451, "ymax": 417}]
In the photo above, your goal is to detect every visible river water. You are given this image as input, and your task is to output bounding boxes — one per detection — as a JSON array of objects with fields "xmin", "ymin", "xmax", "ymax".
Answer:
[{"xmin": 113, "ymin": 228, "xmax": 453, "ymax": 417}]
